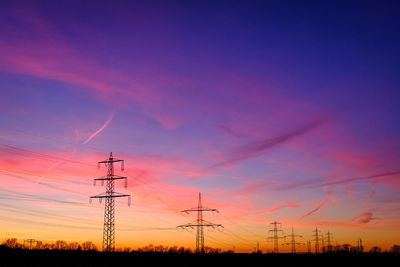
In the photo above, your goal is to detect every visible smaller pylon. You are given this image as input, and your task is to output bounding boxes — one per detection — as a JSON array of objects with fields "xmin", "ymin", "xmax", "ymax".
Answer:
[
  {"xmin": 24, "ymin": 239, "xmax": 37, "ymax": 250},
  {"xmin": 267, "ymin": 221, "xmax": 284, "ymax": 253},
  {"xmin": 312, "ymin": 227, "xmax": 322, "ymax": 254},
  {"xmin": 326, "ymin": 231, "xmax": 334, "ymax": 252},
  {"xmin": 177, "ymin": 192, "xmax": 223, "ymax": 253},
  {"xmin": 357, "ymin": 238, "xmax": 363, "ymax": 253},
  {"xmin": 283, "ymin": 227, "xmax": 303, "ymax": 254}
]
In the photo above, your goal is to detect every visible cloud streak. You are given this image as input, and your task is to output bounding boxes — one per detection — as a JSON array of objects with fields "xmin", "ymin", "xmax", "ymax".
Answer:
[
  {"xmin": 211, "ymin": 120, "xmax": 326, "ymax": 168},
  {"xmin": 352, "ymin": 212, "xmax": 377, "ymax": 224},
  {"xmin": 277, "ymin": 170, "xmax": 400, "ymax": 191},
  {"xmin": 297, "ymin": 200, "xmax": 327, "ymax": 222},
  {"xmin": 83, "ymin": 111, "xmax": 115, "ymax": 144}
]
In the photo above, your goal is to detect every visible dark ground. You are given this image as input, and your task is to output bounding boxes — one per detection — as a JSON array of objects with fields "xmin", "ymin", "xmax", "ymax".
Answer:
[{"xmin": 1, "ymin": 248, "xmax": 398, "ymax": 267}]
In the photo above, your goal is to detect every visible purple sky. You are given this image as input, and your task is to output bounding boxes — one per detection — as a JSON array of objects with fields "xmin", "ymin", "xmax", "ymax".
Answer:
[{"xmin": 0, "ymin": 0, "xmax": 399, "ymax": 251}]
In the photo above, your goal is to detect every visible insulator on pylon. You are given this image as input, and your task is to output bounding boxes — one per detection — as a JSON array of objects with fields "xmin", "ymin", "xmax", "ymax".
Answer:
[
  {"xmin": 89, "ymin": 198, "xmax": 92, "ymax": 204},
  {"xmin": 128, "ymin": 196, "xmax": 131, "ymax": 206},
  {"xmin": 121, "ymin": 161, "xmax": 124, "ymax": 171},
  {"xmin": 124, "ymin": 178, "xmax": 127, "ymax": 188}
]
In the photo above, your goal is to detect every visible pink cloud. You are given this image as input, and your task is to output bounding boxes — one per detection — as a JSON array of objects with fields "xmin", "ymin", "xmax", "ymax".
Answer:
[{"xmin": 352, "ymin": 212, "xmax": 377, "ymax": 224}]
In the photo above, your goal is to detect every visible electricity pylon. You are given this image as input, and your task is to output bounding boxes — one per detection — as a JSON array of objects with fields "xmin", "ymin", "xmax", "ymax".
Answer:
[
  {"xmin": 312, "ymin": 227, "xmax": 322, "ymax": 254},
  {"xmin": 177, "ymin": 192, "xmax": 223, "ymax": 253},
  {"xmin": 326, "ymin": 231, "xmax": 333, "ymax": 252},
  {"xmin": 283, "ymin": 227, "xmax": 303, "ymax": 254},
  {"xmin": 357, "ymin": 238, "xmax": 363, "ymax": 253},
  {"xmin": 24, "ymin": 239, "xmax": 37, "ymax": 250},
  {"xmin": 90, "ymin": 152, "xmax": 131, "ymax": 252},
  {"xmin": 268, "ymin": 221, "xmax": 284, "ymax": 253}
]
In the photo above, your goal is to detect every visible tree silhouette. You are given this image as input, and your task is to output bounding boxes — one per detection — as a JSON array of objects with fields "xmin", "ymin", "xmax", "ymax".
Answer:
[
  {"xmin": 54, "ymin": 240, "xmax": 68, "ymax": 250},
  {"xmin": 5, "ymin": 238, "xmax": 21, "ymax": 249},
  {"xmin": 369, "ymin": 246, "xmax": 382, "ymax": 253},
  {"xmin": 81, "ymin": 241, "xmax": 97, "ymax": 251}
]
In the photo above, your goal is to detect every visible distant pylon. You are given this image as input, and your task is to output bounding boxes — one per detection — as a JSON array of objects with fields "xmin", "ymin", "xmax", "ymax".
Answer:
[
  {"xmin": 90, "ymin": 152, "xmax": 131, "ymax": 252},
  {"xmin": 24, "ymin": 239, "xmax": 37, "ymax": 250},
  {"xmin": 312, "ymin": 227, "xmax": 322, "ymax": 254},
  {"xmin": 177, "ymin": 192, "xmax": 223, "ymax": 253},
  {"xmin": 357, "ymin": 238, "xmax": 363, "ymax": 253},
  {"xmin": 307, "ymin": 240, "xmax": 311, "ymax": 254},
  {"xmin": 268, "ymin": 221, "xmax": 284, "ymax": 253},
  {"xmin": 326, "ymin": 231, "xmax": 333, "ymax": 252},
  {"xmin": 283, "ymin": 227, "xmax": 303, "ymax": 254}
]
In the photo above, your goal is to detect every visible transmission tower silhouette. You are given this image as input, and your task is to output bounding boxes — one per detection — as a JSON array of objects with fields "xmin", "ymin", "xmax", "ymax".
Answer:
[
  {"xmin": 177, "ymin": 192, "xmax": 223, "ymax": 253},
  {"xmin": 90, "ymin": 152, "xmax": 131, "ymax": 252},
  {"xmin": 268, "ymin": 221, "xmax": 284, "ymax": 253},
  {"xmin": 326, "ymin": 230, "xmax": 333, "ymax": 252},
  {"xmin": 357, "ymin": 238, "xmax": 363, "ymax": 253},
  {"xmin": 24, "ymin": 239, "xmax": 37, "ymax": 250},
  {"xmin": 283, "ymin": 227, "xmax": 303, "ymax": 254},
  {"xmin": 312, "ymin": 227, "xmax": 322, "ymax": 254}
]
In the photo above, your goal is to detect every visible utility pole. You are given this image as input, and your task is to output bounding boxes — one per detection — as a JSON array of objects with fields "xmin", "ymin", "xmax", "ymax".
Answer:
[
  {"xmin": 283, "ymin": 227, "xmax": 303, "ymax": 254},
  {"xmin": 90, "ymin": 152, "xmax": 131, "ymax": 252},
  {"xmin": 268, "ymin": 221, "xmax": 284, "ymax": 253},
  {"xmin": 326, "ymin": 231, "xmax": 333, "ymax": 252},
  {"xmin": 307, "ymin": 240, "xmax": 311, "ymax": 254},
  {"xmin": 24, "ymin": 239, "xmax": 37, "ymax": 250},
  {"xmin": 177, "ymin": 192, "xmax": 223, "ymax": 253},
  {"xmin": 312, "ymin": 227, "xmax": 322, "ymax": 254}
]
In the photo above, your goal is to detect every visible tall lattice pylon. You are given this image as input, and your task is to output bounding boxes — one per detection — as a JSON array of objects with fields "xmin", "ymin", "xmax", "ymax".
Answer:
[
  {"xmin": 283, "ymin": 227, "xmax": 303, "ymax": 254},
  {"xmin": 90, "ymin": 152, "xmax": 131, "ymax": 252},
  {"xmin": 326, "ymin": 230, "xmax": 333, "ymax": 252},
  {"xmin": 312, "ymin": 227, "xmax": 322, "ymax": 254},
  {"xmin": 177, "ymin": 192, "xmax": 223, "ymax": 253},
  {"xmin": 268, "ymin": 221, "xmax": 284, "ymax": 253}
]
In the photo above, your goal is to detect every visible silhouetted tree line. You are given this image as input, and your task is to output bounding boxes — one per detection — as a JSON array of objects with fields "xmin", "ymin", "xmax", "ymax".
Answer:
[
  {"xmin": 2, "ymin": 238, "xmax": 400, "ymax": 254},
  {"xmin": 2, "ymin": 238, "xmax": 97, "ymax": 251}
]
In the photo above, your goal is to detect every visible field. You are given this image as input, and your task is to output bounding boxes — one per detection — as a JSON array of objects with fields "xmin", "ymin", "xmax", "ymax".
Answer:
[{"xmin": 1, "ymin": 249, "xmax": 399, "ymax": 267}]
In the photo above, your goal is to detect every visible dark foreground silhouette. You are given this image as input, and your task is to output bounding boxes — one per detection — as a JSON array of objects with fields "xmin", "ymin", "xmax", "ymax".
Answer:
[{"xmin": 1, "ymin": 248, "xmax": 399, "ymax": 267}]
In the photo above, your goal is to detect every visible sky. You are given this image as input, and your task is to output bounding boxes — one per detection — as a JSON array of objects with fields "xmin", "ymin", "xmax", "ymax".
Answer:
[{"xmin": 0, "ymin": 0, "xmax": 399, "ymax": 252}]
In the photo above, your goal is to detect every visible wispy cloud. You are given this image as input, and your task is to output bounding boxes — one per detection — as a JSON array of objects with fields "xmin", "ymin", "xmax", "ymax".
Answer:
[
  {"xmin": 216, "ymin": 124, "xmax": 243, "ymax": 138},
  {"xmin": 211, "ymin": 120, "xmax": 326, "ymax": 168},
  {"xmin": 352, "ymin": 212, "xmax": 377, "ymax": 224},
  {"xmin": 277, "ymin": 170, "xmax": 400, "ymax": 191},
  {"xmin": 83, "ymin": 111, "xmax": 115, "ymax": 144},
  {"xmin": 297, "ymin": 200, "xmax": 327, "ymax": 222}
]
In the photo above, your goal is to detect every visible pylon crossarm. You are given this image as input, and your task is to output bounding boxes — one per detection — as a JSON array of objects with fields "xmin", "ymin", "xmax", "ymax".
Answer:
[
  {"xmin": 96, "ymin": 175, "xmax": 127, "ymax": 180},
  {"xmin": 177, "ymin": 224, "xmax": 194, "ymax": 229},
  {"xmin": 98, "ymin": 159, "xmax": 123, "ymax": 164},
  {"xmin": 181, "ymin": 208, "xmax": 218, "ymax": 213}
]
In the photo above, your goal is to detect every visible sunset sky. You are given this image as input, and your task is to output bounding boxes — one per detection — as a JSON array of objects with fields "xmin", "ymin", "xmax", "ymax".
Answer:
[{"xmin": 0, "ymin": 0, "xmax": 399, "ymax": 252}]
